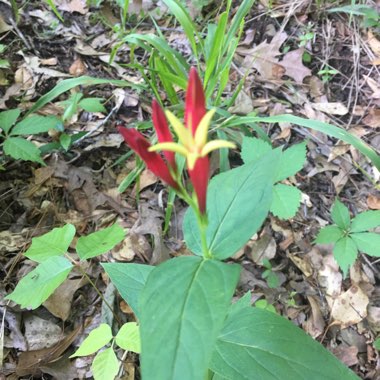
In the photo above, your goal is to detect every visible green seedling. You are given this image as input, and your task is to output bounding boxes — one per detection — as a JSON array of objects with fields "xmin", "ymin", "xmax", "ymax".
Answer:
[{"xmin": 315, "ymin": 199, "xmax": 380, "ymax": 277}]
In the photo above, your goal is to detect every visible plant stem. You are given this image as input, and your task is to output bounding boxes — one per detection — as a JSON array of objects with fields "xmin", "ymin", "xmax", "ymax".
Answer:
[
  {"xmin": 67, "ymin": 255, "xmax": 122, "ymax": 326},
  {"xmin": 171, "ymin": 180, "xmax": 211, "ymax": 258},
  {"xmin": 198, "ymin": 214, "xmax": 211, "ymax": 259}
]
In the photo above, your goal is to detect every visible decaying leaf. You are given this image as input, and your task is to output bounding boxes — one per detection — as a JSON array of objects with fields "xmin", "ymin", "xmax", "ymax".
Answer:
[
  {"xmin": 250, "ymin": 234, "xmax": 277, "ymax": 265},
  {"xmin": 279, "ymin": 48, "xmax": 312, "ymax": 84},
  {"xmin": 23, "ymin": 315, "xmax": 63, "ymax": 350},
  {"xmin": 239, "ymin": 33, "xmax": 311, "ymax": 83},
  {"xmin": 55, "ymin": 0, "xmax": 88, "ymax": 14},
  {"xmin": 16, "ymin": 326, "xmax": 81, "ymax": 377},
  {"xmin": 43, "ymin": 277, "xmax": 87, "ymax": 321},
  {"xmin": 304, "ymin": 296, "xmax": 325, "ymax": 338},
  {"xmin": 367, "ymin": 194, "xmax": 380, "ymax": 210},
  {"xmin": 240, "ymin": 32, "xmax": 288, "ymax": 80},
  {"xmin": 331, "ymin": 285, "xmax": 369, "ymax": 328},
  {"xmin": 312, "ymin": 102, "xmax": 349, "ymax": 116}
]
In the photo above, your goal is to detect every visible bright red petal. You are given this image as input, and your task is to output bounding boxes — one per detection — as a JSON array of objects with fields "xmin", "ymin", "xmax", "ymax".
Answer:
[
  {"xmin": 188, "ymin": 156, "xmax": 209, "ymax": 214},
  {"xmin": 118, "ymin": 126, "xmax": 178, "ymax": 189},
  {"xmin": 152, "ymin": 99, "xmax": 176, "ymax": 169},
  {"xmin": 185, "ymin": 67, "xmax": 206, "ymax": 136}
]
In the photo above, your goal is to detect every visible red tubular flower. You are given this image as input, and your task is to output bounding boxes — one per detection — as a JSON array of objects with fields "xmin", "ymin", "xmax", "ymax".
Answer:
[
  {"xmin": 149, "ymin": 67, "xmax": 234, "ymax": 214},
  {"xmin": 185, "ymin": 68, "xmax": 208, "ymax": 214},
  {"xmin": 118, "ymin": 126, "xmax": 178, "ymax": 189},
  {"xmin": 152, "ymin": 99, "xmax": 176, "ymax": 170},
  {"xmin": 185, "ymin": 67, "xmax": 206, "ymax": 135}
]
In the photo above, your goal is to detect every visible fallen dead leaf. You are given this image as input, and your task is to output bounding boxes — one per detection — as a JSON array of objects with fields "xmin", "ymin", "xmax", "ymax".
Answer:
[
  {"xmin": 367, "ymin": 30, "xmax": 380, "ymax": 58},
  {"xmin": 363, "ymin": 109, "xmax": 380, "ymax": 128},
  {"xmin": 367, "ymin": 194, "xmax": 380, "ymax": 210},
  {"xmin": 304, "ymin": 296, "xmax": 325, "ymax": 338},
  {"xmin": 24, "ymin": 315, "xmax": 63, "ymax": 350},
  {"xmin": 0, "ymin": 12, "xmax": 12, "ymax": 34},
  {"xmin": 250, "ymin": 234, "xmax": 277, "ymax": 265},
  {"xmin": 288, "ymin": 253, "xmax": 313, "ymax": 277},
  {"xmin": 364, "ymin": 75, "xmax": 380, "ymax": 99},
  {"xmin": 317, "ymin": 252, "xmax": 342, "ymax": 308},
  {"xmin": 240, "ymin": 31, "xmax": 288, "ymax": 80},
  {"xmin": 55, "ymin": 0, "xmax": 88, "ymax": 14},
  {"xmin": 69, "ymin": 58, "xmax": 87, "ymax": 76},
  {"xmin": 40, "ymin": 57, "xmax": 58, "ymax": 66},
  {"xmin": 43, "ymin": 277, "xmax": 87, "ymax": 321},
  {"xmin": 135, "ymin": 169, "xmax": 160, "ymax": 191},
  {"xmin": 331, "ymin": 285, "xmax": 369, "ymax": 328},
  {"xmin": 367, "ymin": 305, "xmax": 380, "ymax": 332},
  {"xmin": 280, "ymin": 48, "xmax": 312, "ymax": 84},
  {"xmin": 331, "ymin": 345, "xmax": 359, "ymax": 367},
  {"xmin": 17, "ymin": 326, "xmax": 81, "ymax": 377},
  {"xmin": 228, "ymin": 90, "xmax": 254, "ymax": 114},
  {"xmin": 132, "ymin": 200, "xmax": 170, "ymax": 265},
  {"xmin": 111, "ymin": 233, "xmax": 151, "ymax": 262},
  {"xmin": 312, "ymin": 102, "xmax": 349, "ymax": 116},
  {"xmin": 0, "ymin": 230, "xmax": 27, "ymax": 253}
]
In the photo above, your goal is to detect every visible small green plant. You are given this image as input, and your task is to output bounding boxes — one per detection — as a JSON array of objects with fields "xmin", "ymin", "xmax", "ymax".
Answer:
[
  {"xmin": 0, "ymin": 44, "xmax": 10, "ymax": 70},
  {"xmin": 262, "ymin": 259, "xmax": 280, "ymax": 288},
  {"xmin": 315, "ymin": 199, "xmax": 380, "ymax": 276},
  {"xmin": 328, "ymin": 4, "xmax": 380, "ymax": 28},
  {"xmin": 0, "ymin": 109, "xmax": 62, "ymax": 165},
  {"xmin": 254, "ymin": 298, "xmax": 277, "ymax": 313},
  {"xmin": 287, "ymin": 291, "xmax": 297, "ymax": 307},
  {"xmin": 298, "ymin": 23, "xmax": 315, "ymax": 47},
  {"xmin": 70, "ymin": 323, "xmax": 141, "ymax": 380},
  {"xmin": 60, "ymin": 92, "xmax": 106, "ymax": 122},
  {"xmin": 112, "ymin": 0, "xmax": 254, "ymax": 107},
  {"xmin": 5, "ymin": 223, "xmax": 126, "ymax": 308},
  {"xmin": 318, "ymin": 65, "xmax": 339, "ymax": 83}
]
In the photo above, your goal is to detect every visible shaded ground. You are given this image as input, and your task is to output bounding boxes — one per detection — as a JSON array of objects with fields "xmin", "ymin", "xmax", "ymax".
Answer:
[{"xmin": 1, "ymin": 0, "xmax": 380, "ymax": 379}]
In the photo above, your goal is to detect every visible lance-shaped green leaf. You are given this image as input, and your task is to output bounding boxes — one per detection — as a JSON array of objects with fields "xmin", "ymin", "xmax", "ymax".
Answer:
[
  {"xmin": 315, "ymin": 225, "xmax": 344, "ymax": 244},
  {"xmin": 5, "ymin": 256, "xmax": 73, "ymax": 309},
  {"xmin": 351, "ymin": 232, "xmax": 380, "ymax": 256},
  {"xmin": 140, "ymin": 256, "xmax": 240, "ymax": 380},
  {"xmin": 184, "ymin": 149, "xmax": 281, "ymax": 259},
  {"xmin": 3, "ymin": 137, "xmax": 45, "ymax": 164},
  {"xmin": 76, "ymin": 223, "xmax": 126, "ymax": 260},
  {"xmin": 91, "ymin": 347, "xmax": 119, "ymax": 380},
  {"xmin": 10, "ymin": 115, "xmax": 61, "ymax": 135},
  {"xmin": 333, "ymin": 236, "xmax": 358, "ymax": 277},
  {"xmin": 101, "ymin": 263, "xmax": 153, "ymax": 318},
  {"xmin": 0, "ymin": 109, "xmax": 20, "ymax": 134},
  {"xmin": 24, "ymin": 224, "xmax": 76, "ymax": 263},
  {"xmin": 211, "ymin": 307, "xmax": 360, "ymax": 380},
  {"xmin": 331, "ymin": 199, "xmax": 351, "ymax": 230},
  {"xmin": 70, "ymin": 324, "xmax": 113, "ymax": 357},
  {"xmin": 350, "ymin": 210, "xmax": 380, "ymax": 232}
]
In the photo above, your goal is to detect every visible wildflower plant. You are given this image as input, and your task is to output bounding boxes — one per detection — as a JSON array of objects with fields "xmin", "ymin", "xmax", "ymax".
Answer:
[
  {"xmin": 119, "ymin": 68, "xmax": 235, "ymax": 257},
  {"xmin": 115, "ymin": 68, "xmax": 359, "ymax": 380}
]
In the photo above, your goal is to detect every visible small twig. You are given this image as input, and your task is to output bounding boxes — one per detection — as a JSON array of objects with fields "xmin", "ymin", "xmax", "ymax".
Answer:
[
  {"xmin": 73, "ymin": 101, "xmax": 122, "ymax": 146},
  {"xmin": 8, "ymin": 17, "xmax": 32, "ymax": 51},
  {"xmin": 64, "ymin": 254, "xmax": 122, "ymax": 326}
]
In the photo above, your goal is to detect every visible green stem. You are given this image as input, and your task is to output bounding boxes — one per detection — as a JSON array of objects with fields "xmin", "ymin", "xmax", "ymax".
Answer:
[
  {"xmin": 170, "ymin": 177, "xmax": 211, "ymax": 258},
  {"xmin": 197, "ymin": 213, "xmax": 211, "ymax": 259},
  {"xmin": 66, "ymin": 255, "xmax": 122, "ymax": 326}
]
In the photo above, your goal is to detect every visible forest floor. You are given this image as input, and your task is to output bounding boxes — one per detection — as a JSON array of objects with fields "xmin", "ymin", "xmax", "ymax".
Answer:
[{"xmin": 1, "ymin": 0, "xmax": 380, "ymax": 379}]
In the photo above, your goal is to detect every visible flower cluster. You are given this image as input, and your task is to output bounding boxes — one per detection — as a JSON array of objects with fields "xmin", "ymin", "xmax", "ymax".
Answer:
[{"xmin": 118, "ymin": 67, "xmax": 234, "ymax": 215}]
